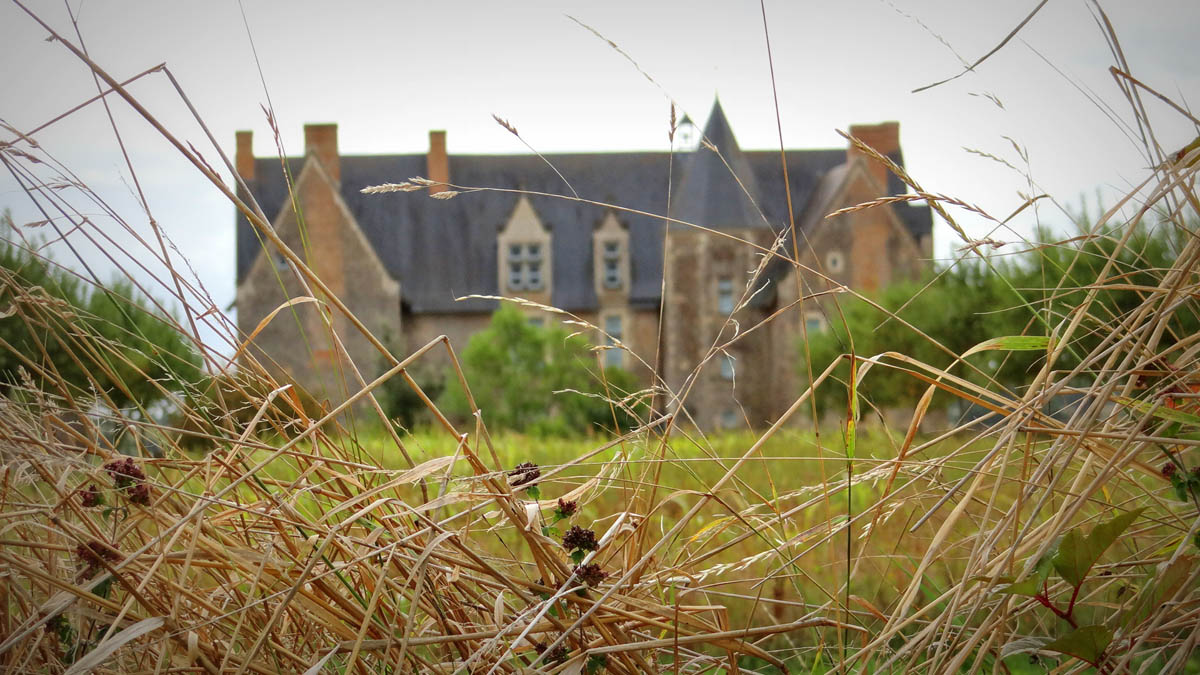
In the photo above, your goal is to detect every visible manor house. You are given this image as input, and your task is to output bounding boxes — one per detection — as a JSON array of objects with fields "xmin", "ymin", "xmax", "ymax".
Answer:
[{"xmin": 233, "ymin": 100, "xmax": 931, "ymax": 429}]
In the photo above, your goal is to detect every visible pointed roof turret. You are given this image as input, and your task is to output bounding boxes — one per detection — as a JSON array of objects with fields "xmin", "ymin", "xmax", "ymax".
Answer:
[{"xmin": 672, "ymin": 98, "xmax": 766, "ymax": 230}]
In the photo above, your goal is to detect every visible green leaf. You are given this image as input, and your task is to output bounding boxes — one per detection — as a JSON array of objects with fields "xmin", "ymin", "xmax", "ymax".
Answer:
[
  {"xmin": 1043, "ymin": 625, "xmax": 1112, "ymax": 666},
  {"xmin": 962, "ymin": 335, "xmax": 1052, "ymax": 358},
  {"xmin": 1123, "ymin": 555, "xmax": 1194, "ymax": 629},
  {"xmin": 585, "ymin": 654, "xmax": 607, "ymax": 673},
  {"xmin": 525, "ymin": 486, "xmax": 541, "ymax": 501},
  {"xmin": 1115, "ymin": 397, "xmax": 1200, "ymax": 427},
  {"xmin": 1052, "ymin": 508, "xmax": 1144, "ymax": 588},
  {"xmin": 1052, "ymin": 529, "xmax": 1088, "ymax": 588},
  {"xmin": 996, "ymin": 577, "xmax": 1042, "ymax": 597},
  {"xmin": 808, "ymin": 643, "xmax": 825, "ymax": 675},
  {"xmin": 1171, "ymin": 472, "xmax": 1192, "ymax": 501},
  {"xmin": 998, "ymin": 545, "xmax": 1058, "ymax": 596}
]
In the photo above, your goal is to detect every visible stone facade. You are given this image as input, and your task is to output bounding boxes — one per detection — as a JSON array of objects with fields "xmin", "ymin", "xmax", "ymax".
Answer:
[
  {"xmin": 235, "ymin": 126, "xmax": 400, "ymax": 402},
  {"xmin": 234, "ymin": 101, "xmax": 932, "ymax": 428}
]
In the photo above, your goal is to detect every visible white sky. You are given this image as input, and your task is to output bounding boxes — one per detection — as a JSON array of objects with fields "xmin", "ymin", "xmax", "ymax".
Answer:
[{"xmin": 1, "ymin": 1, "xmax": 1197, "ymax": 355}]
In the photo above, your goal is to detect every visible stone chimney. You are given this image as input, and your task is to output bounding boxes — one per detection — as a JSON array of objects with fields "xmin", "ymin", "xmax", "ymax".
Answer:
[
  {"xmin": 847, "ymin": 121, "xmax": 899, "ymax": 191},
  {"xmin": 235, "ymin": 130, "xmax": 255, "ymax": 182},
  {"xmin": 304, "ymin": 123, "xmax": 340, "ymax": 185},
  {"xmin": 427, "ymin": 130, "xmax": 448, "ymax": 194}
]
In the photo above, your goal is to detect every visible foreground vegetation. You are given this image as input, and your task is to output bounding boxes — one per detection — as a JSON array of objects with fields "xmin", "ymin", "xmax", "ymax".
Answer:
[{"xmin": 1, "ymin": 5, "xmax": 1198, "ymax": 675}]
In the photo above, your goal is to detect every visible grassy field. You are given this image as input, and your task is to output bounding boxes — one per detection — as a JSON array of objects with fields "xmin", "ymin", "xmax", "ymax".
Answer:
[{"xmin": 139, "ymin": 420, "xmax": 1185, "ymax": 672}]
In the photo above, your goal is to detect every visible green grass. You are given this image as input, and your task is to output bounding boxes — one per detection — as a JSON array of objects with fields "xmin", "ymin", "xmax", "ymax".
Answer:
[{"xmin": 177, "ymin": 424, "xmax": 999, "ymax": 632}]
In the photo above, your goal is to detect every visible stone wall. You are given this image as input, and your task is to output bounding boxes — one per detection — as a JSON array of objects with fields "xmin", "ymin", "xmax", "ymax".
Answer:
[{"xmin": 663, "ymin": 227, "xmax": 784, "ymax": 430}]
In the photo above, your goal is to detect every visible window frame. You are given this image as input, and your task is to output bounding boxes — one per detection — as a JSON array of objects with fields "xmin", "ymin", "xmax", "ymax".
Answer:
[
  {"xmin": 717, "ymin": 278, "xmax": 735, "ymax": 315},
  {"xmin": 506, "ymin": 242, "xmax": 546, "ymax": 292},
  {"xmin": 600, "ymin": 240, "xmax": 623, "ymax": 290},
  {"xmin": 602, "ymin": 313, "xmax": 624, "ymax": 369},
  {"xmin": 526, "ymin": 260, "xmax": 543, "ymax": 291}
]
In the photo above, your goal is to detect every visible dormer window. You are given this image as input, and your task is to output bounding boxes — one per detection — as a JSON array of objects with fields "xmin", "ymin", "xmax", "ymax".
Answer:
[
  {"xmin": 592, "ymin": 212, "xmax": 629, "ymax": 296},
  {"xmin": 507, "ymin": 242, "xmax": 545, "ymax": 292},
  {"xmin": 498, "ymin": 196, "xmax": 552, "ymax": 296}
]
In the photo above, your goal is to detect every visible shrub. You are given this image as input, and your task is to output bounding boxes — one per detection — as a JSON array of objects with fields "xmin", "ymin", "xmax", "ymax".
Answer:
[{"xmin": 437, "ymin": 305, "xmax": 643, "ymax": 434}]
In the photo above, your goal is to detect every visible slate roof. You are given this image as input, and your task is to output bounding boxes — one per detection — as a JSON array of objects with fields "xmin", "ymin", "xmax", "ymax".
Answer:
[
  {"xmin": 236, "ymin": 101, "xmax": 932, "ymax": 314},
  {"xmin": 671, "ymin": 97, "xmax": 767, "ymax": 230}
]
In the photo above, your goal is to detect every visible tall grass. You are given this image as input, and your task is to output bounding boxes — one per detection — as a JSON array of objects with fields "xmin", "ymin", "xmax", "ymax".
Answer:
[{"xmin": 1, "ymin": 2, "xmax": 1198, "ymax": 673}]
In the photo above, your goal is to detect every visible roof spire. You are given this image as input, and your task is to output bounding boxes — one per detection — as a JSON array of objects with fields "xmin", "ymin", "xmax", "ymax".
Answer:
[{"xmin": 672, "ymin": 97, "xmax": 766, "ymax": 230}]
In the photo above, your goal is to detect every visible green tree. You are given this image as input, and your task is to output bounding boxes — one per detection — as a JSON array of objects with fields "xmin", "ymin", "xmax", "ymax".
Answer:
[
  {"xmin": 0, "ymin": 210, "xmax": 204, "ymax": 413},
  {"xmin": 800, "ymin": 215, "xmax": 1193, "ymax": 415},
  {"xmin": 801, "ymin": 262, "xmax": 1031, "ymax": 414},
  {"xmin": 437, "ymin": 305, "xmax": 643, "ymax": 435}
]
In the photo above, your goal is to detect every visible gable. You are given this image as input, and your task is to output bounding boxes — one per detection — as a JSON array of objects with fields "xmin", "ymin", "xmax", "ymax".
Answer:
[
  {"xmin": 796, "ymin": 158, "xmax": 925, "ymax": 292},
  {"xmin": 245, "ymin": 155, "xmax": 398, "ymax": 300}
]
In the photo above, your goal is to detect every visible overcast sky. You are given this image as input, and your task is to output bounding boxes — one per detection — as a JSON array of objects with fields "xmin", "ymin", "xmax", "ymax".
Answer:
[{"xmin": 1, "ymin": 1, "xmax": 1197, "ymax": 355}]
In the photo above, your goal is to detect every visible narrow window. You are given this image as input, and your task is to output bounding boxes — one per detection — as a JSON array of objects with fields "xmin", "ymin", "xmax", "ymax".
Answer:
[
  {"xmin": 720, "ymin": 409, "xmax": 739, "ymax": 429},
  {"xmin": 508, "ymin": 262, "xmax": 523, "ymax": 290},
  {"xmin": 720, "ymin": 353, "xmax": 735, "ymax": 380},
  {"xmin": 717, "ymin": 278, "xmax": 735, "ymax": 315},
  {"xmin": 603, "ymin": 314, "xmax": 623, "ymax": 368},
  {"xmin": 527, "ymin": 261, "xmax": 542, "ymax": 290},
  {"xmin": 527, "ymin": 244, "xmax": 544, "ymax": 290},
  {"xmin": 602, "ymin": 241, "xmax": 622, "ymax": 289}
]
